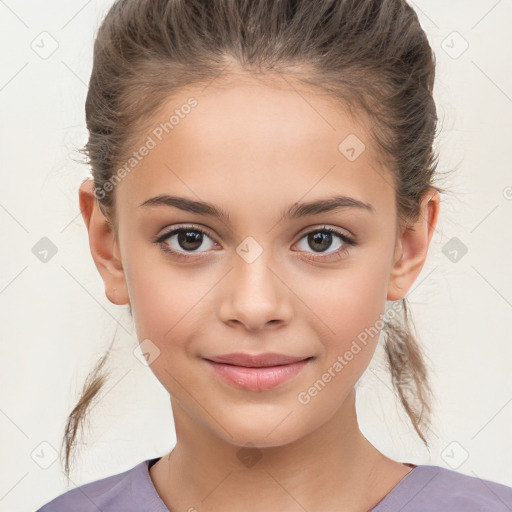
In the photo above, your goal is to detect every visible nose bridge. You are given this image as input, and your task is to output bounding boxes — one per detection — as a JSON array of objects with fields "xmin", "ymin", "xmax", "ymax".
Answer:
[{"xmin": 218, "ymin": 241, "xmax": 292, "ymax": 330}]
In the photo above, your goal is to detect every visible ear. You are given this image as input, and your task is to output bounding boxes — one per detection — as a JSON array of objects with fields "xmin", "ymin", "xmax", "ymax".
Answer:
[
  {"xmin": 387, "ymin": 188, "xmax": 440, "ymax": 301},
  {"xmin": 78, "ymin": 178, "xmax": 130, "ymax": 306}
]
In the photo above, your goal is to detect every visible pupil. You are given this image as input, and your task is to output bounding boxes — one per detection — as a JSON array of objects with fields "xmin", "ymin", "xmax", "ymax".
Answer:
[
  {"xmin": 309, "ymin": 232, "xmax": 331, "ymax": 252},
  {"xmin": 178, "ymin": 230, "xmax": 203, "ymax": 250}
]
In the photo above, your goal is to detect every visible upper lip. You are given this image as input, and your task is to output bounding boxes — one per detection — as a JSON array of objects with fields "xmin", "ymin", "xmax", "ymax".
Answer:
[{"xmin": 204, "ymin": 352, "xmax": 311, "ymax": 368}]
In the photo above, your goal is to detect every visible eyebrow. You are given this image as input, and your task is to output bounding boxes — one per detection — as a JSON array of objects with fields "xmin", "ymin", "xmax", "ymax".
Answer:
[{"xmin": 139, "ymin": 194, "xmax": 374, "ymax": 223}]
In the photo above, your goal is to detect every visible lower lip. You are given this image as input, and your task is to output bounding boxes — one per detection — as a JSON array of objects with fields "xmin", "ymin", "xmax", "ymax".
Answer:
[{"xmin": 204, "ymin": 358, "xmax": 311, "ymax": 391}]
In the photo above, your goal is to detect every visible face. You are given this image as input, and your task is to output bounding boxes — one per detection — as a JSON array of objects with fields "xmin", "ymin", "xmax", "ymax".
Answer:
[{"xmin": 87, "ymin": 73, "xmax": 434, "ymax": 448}]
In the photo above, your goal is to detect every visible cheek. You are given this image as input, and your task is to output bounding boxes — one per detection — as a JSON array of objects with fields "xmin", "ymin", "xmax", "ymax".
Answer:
[
  {"xmin": 293, "ymin": 259, "xmax": 390, "ymax": 349},
  {"xmin": 126, "ymin": 269, "xmax": 205, "ymax": 398},
  {"xmin": 124, "ymin": 260, "xmax": 215, "ymax": 378},
  {"xmin": 290, "ymin": 267, "xmax": 389, "ymax": 418}
]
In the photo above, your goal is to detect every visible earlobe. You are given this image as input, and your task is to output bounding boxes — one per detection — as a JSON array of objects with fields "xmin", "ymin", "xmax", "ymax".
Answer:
[
  {"xmin": 78, "ymin": 179, "xmax": 130, "ymax": 306},
  {"xmin": 387, "ymin": 189, "xmax": 440, "ymax": 301}
]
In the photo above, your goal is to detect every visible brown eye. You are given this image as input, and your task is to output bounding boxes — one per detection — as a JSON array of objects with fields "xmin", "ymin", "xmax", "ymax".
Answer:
[
  {"xmin": 307, "ymin": 231, "xmax": 334, "ymax": 252},
  {"xmin": 294, "ymin": 226, "xmax": 356, "ymax": 261},
  {"xmin": 155, "ymin": 225, "xmax": 218, "ymax": 259},
  {"xmin": 176, "ymin": 229, "xmax": 205, "ymax": 251}
]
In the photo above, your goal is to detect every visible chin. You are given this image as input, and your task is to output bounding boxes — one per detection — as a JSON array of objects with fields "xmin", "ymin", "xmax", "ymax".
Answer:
[{"xmin": 214, "ymin": 411, "xmax": 313, "ymax": 450}]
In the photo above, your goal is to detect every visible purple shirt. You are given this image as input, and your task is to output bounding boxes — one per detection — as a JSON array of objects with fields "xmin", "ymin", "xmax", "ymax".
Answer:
[{"xmin": 35, "ymin": 458, "xmax": 512, "ymax": 511}]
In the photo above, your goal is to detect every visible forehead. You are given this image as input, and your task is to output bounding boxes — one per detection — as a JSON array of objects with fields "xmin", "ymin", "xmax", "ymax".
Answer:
[{"xmin": 114, "ymin": 74, "xmax": 395, "ymax": 219}]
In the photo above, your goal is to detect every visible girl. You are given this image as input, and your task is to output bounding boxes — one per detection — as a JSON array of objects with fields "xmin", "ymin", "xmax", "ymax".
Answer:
[{"xmin": 36, "ymin": 0, "xmax": 512, "ymax": 510}]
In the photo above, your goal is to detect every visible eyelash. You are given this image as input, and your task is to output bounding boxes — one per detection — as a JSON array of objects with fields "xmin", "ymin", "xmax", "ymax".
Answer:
[{"xmin": 153, "ymin": 224, "xmax": 356, "ymax": 262}]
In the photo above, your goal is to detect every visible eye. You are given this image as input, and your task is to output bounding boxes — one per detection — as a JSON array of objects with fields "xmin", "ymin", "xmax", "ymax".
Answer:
[
  {"xmin": 154, "ymin": 224, "xmax": 219, "ymax": 260},
  {"xmin": 153, "ymin": 224, "xmax": 356, "ymax": 262},
  {"xmin": 293, "ymin": 226, "xmax": 356, "ymax": 261}
]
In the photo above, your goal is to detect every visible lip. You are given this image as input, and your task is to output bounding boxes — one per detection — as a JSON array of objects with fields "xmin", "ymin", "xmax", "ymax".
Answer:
[
  {"xmin": 203, "ymin": 353, "xmax": 313, "ymax": 391},
  {"xmin": 205, "ymin": 352, "xmax": 310, "ymax": 367}
]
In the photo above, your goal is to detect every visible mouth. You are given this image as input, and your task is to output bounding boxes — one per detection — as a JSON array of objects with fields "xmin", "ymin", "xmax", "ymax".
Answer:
[
  {"xmin": 205, "ymin": 352, "xmax": 312, "ymax": 367},
  {"xmin": 203, "ymin": 353, "xmax": 314, "ymax": 391}
]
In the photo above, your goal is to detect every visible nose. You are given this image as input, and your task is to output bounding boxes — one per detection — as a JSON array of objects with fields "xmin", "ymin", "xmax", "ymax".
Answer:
[{"xmin": 217, "ymin": 252, "xmax": 293, "ymax": 332}]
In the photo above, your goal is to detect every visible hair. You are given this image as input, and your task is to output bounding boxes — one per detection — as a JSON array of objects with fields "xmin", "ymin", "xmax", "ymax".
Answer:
[{"xmin": 62, "ymin": 0, "xmax": 447, "ymax": 477}]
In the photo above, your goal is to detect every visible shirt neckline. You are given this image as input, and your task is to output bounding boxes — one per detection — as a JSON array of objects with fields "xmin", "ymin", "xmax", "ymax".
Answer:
[{"xmin": 142, "ymin": 458, "xmax": 425, "ymax": 512}]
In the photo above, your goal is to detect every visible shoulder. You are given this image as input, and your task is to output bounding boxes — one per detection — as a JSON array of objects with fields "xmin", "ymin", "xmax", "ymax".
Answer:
[
  {"xmin": 34, "ymin": 458, "xmax": 169, "ymax": 512},
  {"xmin": 373, "ymin": 464, "xmax": 512, "ymax": 511}
]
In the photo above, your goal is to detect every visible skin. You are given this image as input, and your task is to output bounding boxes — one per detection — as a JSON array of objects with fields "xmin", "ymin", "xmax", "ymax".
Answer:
[{"xmin": 79, "ymin": 72, "xmax": 439, "ymax": 512}]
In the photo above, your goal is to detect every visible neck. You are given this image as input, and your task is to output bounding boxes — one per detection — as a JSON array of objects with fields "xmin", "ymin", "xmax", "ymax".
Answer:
[{"xmin": 150, "ymin": 390, "xmax": 409, "ymax": 512}]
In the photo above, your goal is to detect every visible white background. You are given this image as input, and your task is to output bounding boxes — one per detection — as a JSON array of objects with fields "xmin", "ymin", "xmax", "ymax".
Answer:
[{"xmin": 1, "ymin": 1, "xmax": 511, "ymax": 511}]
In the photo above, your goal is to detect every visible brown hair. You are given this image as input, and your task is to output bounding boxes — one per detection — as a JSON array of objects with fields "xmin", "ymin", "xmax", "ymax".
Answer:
[{"xmin": 63, "ymin": 0, "xmax": 446, "ymax": 477}]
